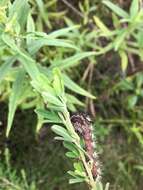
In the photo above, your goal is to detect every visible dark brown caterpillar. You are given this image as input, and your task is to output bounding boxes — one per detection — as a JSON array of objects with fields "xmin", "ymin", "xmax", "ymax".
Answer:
[{"xmin": 71, "ymin": 112, "xmax": 101, "ymax": 181}]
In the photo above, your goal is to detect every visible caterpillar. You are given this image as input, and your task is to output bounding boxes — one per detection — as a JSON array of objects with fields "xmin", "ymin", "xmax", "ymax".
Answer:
[{"xmin": 70, "ymin": 112, "xmax": 101, "ymax": 181}]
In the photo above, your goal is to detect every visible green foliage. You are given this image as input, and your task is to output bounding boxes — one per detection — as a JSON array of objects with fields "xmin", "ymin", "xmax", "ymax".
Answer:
[
  {"xmin": 94, "ymin": 0, "xmax": 143, "ymax": 73},
  {"xmin": 35, "ymin": 67, "xmax": 109, "ymax": 190},
  {"xmin": 0, "ymin": 148, "xmax": 36, "ymax": 190},
  {"xmin": 0, "ymin": 0, "xmax": 143, "ymax": 190},
  {"xmin": 0, "ymin": 0, "xmax": 95, "ymax": 137}
]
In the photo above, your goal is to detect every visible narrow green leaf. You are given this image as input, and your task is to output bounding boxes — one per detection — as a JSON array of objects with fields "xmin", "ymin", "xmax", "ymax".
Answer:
[
  {"xmin": 51, "ymin": 52, "xmax": 96, "ymax": 69},
  {"xmin": 37, "ymin": 65, "xmax": 95, "ymax": 99},
  {"xmin": 45, "ymin": 105, "xmax": 64, "ymax": 112},
  {"xmin": 35, "ymin": 109, "xmax": 62, "ymax": 123},
  {"xmin": 18, "ymin": 55, "xmax": 40, "ymax": 81},
  {"xmin": 63, "ymin": 142, "xmax": 77, "ymax": 151},
  {"xmin": 31, "ymin": 74, "xmax": 55, "ymax": 95},
  {"xmin": 2, "ymin": 33, "xmax": 40, "ymax": 81},
  {"xmin": 119, "ymin": 51, "xmax": 128, "ymax": 72},
  {"xmin": 74, "ymin": 162, "xmax": 84, "ymax": 173},
  {"xmin": 48, "ymin": 25, "xmax": 80, "ymax": 38},
  {"xmin": 28, "ymin": 38, "xmax": 79, "ymax": 55},
  {"xmin": 42, "ymin": 92, "xmax": 63, "ymax": 107},
  {"xmin": 69, "ymin": 178, "xmax": 85, "ymax": 184},
  {"xmin": 114, "ymin": 30, "xmax": 127, "ymax": 50},
  {"xmin": 26, "ymin": 13, "xmax": 35, "ymax": 52},
  {"xmin": 67, "ymin": 103, "xmax": 76, "ymax": 112},
  {"xmin": 6, "ymin": 69, "xmax": 25, "ymax": 137},
  {"xmin": 103, "ymin": 1, "xmax": 129, "ymax": 18},
  {"xmin": 112, "ymin": 13, "xmax": 121, "ymax": 28},
  {"xmin": 63, "ymin": 74, "xmax": 96, "ymax": 99},
  {"xmin": 0, "ymin": 57, "xmax": 16, "ymax": 82},
  {"xmin": 51, "ymin": 125, "xmax": 73, "ymax": 142},
  {"xmin": 35, "ymin": 100, "xmax": 44, "ymax": 132},
  {"xmin": 66, "ymin": 94, "xmax": 85, "ymax": 107},
  {"xmin": 67, "ymin": 171, "xmax": 77, "ymax": 178},
  {"xmin": 66, "ymin": 151, "xmax": 79, "ymax": 158},
  {"xmin": 35, "ymin": 0, "xmax": 44, "ymax": 12},
  {"xmin": 8, "ymin": 0, "xmax": 29, "ymax": 29},
  {"xmin": 2, "ymin": 33, "xmax": 21, "ymax": 53},
  {"xmin": 27, "ymin": 13, "xmax": 35, "ymax": 33},
  {"xmin": 94, "ymin": 16, "xmax": 111, "ymax": 35},
  {"xmin": 36, "ymin": 0, "xmax": 52, "ymax": 28},
  {"xmin": 53, "ymin": 68, "xmax": 64, "ymax": 96},
  {"xmin": 130, "ymin": 0, "xmax": 139, "ymax": 18}
]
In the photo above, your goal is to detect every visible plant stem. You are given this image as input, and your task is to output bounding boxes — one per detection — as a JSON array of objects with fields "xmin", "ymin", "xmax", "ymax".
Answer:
[{"xmin": 63, "ymin": 108, "xmax": 97, "ymax": 190}]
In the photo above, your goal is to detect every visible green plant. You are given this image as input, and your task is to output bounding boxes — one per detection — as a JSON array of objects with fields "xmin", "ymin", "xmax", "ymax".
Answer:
[
  {"xmin": 1, "ymin": 0, "xmax": 143, "ymax": 189},
  {"xmin": 0, "ymin": 0, "xmax": 96, "ymax": 136},
  {"xmin": 94, "ymin": 0, "xmax": 143, "ymax": 74},
  {"xmin": 0, "ymin": 0, "xmax": 109, "ymax": 189},
  {"xmin": 35, "ymin": 67, "xmax": 109, "ymax": 190},
  {"xmin": 0, "ymin": 148, "xmax": 36, "ymax": 190}
]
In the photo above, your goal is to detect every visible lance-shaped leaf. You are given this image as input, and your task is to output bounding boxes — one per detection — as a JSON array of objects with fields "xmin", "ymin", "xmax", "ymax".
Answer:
[
  {"xmin": 64, "ymin": 142, "xmax": 79, "ymax": 158},
  {"xmin": 69, "ymin": 178, "xmax": 85, "ymax": 184},
  {"xmin": 35, "ymin": 109, "xmax": 62, "ymax": 123},
  {"xmin": 48, "ymin": 25, "xmax": 80, "ymax": 38},
  {"xmin": 63, "ymin": 74, "xmax": 95, "ymax": 99},
  {"xmin": 0, "ymin": 57, "xmax": 16, "ymax": 82},
  {"xmin": 28, "ymin": 38, "xmax": 79, "ymax": 55},
  {"xmin": 130, "ymin": 0, "xmax": 139, "ymax": 18},
  {"xmin": 94, "ymin": 16, "xmax": 111, "ymax": 36},
  {"xmin": 103, "ymin": 1, "xmax": 129, "ymax": 18},
  {"xmin": 51, "ymin": 52, "xmax": 96, "ymax": 69},
  {"xmin": 52, "ymin": 125, "xmax": 73, "ymax": 142},
  {"xmin": 8, "ymin": 0, "xmax": 29, "ymax": 29},
  {"xmin": 2, "ymin": 33, "xmax": 40, "ymax": 81},
  {"xmin": 6, "ymin": 69, "xmax": 25, "ymax": 137},
  {"xmin": 119, "ymin": 50, "xmax": 128, "ymax": 73},
  {"xmin": 66, "ymin": 151, "xmax": 79, "ymax": 158},
  {"xmin": 52, "ymin": 68, "xmax": 64, "ymax": 96}
]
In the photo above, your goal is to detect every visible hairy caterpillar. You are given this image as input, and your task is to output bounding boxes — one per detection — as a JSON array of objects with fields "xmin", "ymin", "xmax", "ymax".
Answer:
[{"xmin": 70, "ymin": 112, "xmax": 101, "ymax": 181}]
